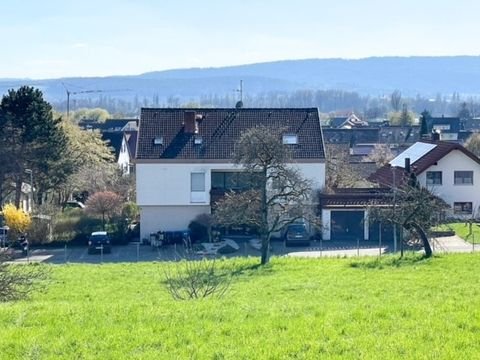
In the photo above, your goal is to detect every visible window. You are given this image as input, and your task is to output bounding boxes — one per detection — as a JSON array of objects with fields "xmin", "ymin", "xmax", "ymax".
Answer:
[
  {"xmin": 426, "ymin": 171, "xmax": 442, "ymax": 185},
  {"xmin": 153, "ymin": 136, "xmax": 163, "ymax": 145},
  {"xmin": 454, "ymin": 171, "xmax": 473, "ymax": 185},
  {"xmin": 453, "ymin": 202, "xmax": 473, "ymax": 215},
  {"xmin": 282, "ymin": 134, "xmax": 298, "ymax": 145},
  {"xmin": 211, "ymin": 171, "xmax": 257, "ymax": 191},
  {"xmin": 191, "ymin": 173, "xmax": 205, "ymax": 192}
]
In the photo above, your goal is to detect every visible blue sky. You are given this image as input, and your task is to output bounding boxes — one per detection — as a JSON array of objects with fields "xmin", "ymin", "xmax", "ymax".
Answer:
[{"xmin": 1, "ymin": 0, "xmax": 479, "ymax": 79}]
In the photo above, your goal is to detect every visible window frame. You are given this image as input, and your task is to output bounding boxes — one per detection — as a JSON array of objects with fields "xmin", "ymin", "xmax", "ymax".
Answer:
[
  {"xmin": 454, "ymin": 171, "xmax": 473, "ymax": 185},
  {"xmin": 453, "ymin": 202, "xmax": 473, "ymax": 215},
  {"xmin": 190, "ymin": 172, "xmax": 206, "ymax": 192},
  {"xmin": 426, "ymin": 171, "xmax": 442, "ymax": 185}
]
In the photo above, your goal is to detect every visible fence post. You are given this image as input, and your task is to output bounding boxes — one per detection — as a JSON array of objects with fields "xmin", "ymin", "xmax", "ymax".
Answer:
[
  {"xmin": 357, "ymin": 237, "xmax": 360, "ymax": 257},
  {"xmin": 64, "ymin": 243, "xmax": 68, "ymax": 263},
  {"xmin": 379, "ymin": 223, "xmax": 382, "ymax": 257},
  {"xmin": 137, "ymin": 242, "xmax": 140, "ymax": 262},
  {"xmin": 100, "ymin": 245, "xmax": 103, "ymax": 263}
]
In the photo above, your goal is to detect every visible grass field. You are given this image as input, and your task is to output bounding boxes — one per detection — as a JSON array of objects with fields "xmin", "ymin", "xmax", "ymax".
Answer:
[
  {"xmin": 1, "ymin": 254, "xmax": 480, "ymax": 359},
  {"xmin": 435, "ymin": 222, "xmax": 480, "ymax": 244}
]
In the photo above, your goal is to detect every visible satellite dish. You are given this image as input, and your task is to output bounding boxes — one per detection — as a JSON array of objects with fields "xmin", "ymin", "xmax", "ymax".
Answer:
[{"xmin": 235, "ymin": 100, "xmax": 243, "ymax": 109}]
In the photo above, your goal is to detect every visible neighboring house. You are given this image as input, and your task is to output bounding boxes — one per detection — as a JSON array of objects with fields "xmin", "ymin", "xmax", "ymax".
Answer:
[
  {"xmin": 369, "ymin": 140, "xmax": 480, "ymax": 218},
  {"xmin": 79, "ymin": 119, "xmax": 139, "ymax": 174},
  {"xmin": 79, "ymin": 118, "xmax": 139, "ymax": 132},
  {"xmin": 2, "ymin": 182, "xmax": 33, "ymax": 213},
  {"xmin": 118, "ymin": 131, "xmax": 137, "ymax": 175},
  {"xmin": 427, "ymin": 116, "xmax": 461, "ymax": 141},
  {"xmin": 329, "ymin": 112, "xmax": 368, "ymax": 128},
  {"xmin": 135, "ymin": 108, "xmax": 326, "ymax": 241}
]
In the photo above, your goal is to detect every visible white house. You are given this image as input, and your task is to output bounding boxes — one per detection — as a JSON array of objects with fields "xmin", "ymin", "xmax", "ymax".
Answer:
[
  {"xmin": 135, "ymin": 108, "xmax": 326, "ymax": 241},
  {"xmin": 370, "ymin": 140, "xmax": 480, "ymax": 219},
  {"xmin": 319, "ymin": 140, "xmax": 480, "ymax": 242},
  {"xmin": 117, "ymin": 131, "xmax": 137, "ymax": 175}
]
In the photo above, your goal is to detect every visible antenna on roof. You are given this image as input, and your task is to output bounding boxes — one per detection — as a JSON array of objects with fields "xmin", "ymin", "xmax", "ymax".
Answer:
[{"xmin": 234, "ymin": 80, "xmax": 243, "ymax": 109}]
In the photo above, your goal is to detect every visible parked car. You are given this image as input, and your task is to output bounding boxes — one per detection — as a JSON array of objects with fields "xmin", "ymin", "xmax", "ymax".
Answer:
[
  {"xmin": 88, "ymin": 231, "xmax": 111, "ymax": 254},
  {"xmin": 284, "ymin": 223, "xmax": 310, "ymax": 246}
]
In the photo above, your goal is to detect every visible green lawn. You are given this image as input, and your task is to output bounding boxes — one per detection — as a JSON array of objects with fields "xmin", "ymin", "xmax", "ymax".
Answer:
[
  {"xmin": 1, "ymin": 254, "xmax": 480, "ymax": 359},
  {"xmin": 435, "ymin": 222, "xmax": 480, "ymax": 244}
]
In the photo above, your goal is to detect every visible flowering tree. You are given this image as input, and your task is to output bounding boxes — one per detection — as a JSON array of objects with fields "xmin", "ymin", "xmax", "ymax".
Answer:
[
  {"xmin": 2, "ymin": 204, "xmax": 31, "ymax": 241},
  {"xmin": 85, "ymin": 191, "xmax": 122, "ymax": 230}
]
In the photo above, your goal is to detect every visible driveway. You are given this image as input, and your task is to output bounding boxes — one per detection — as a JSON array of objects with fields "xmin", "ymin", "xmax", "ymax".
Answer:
[{"xmin": 431, "ymin": 235, "xmax": 479, "ymax": 253}]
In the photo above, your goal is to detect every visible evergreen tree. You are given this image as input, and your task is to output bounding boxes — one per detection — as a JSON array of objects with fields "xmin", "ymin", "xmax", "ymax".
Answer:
[{"xmin": 0, "ymin": 86, "xmax": 69, "ymax": 207}]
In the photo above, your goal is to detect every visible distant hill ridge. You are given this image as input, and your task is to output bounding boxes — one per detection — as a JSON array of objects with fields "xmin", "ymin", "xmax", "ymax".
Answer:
[{"xmin": 1, "ymin": 56, "xmax": 480, "ymax": 101}]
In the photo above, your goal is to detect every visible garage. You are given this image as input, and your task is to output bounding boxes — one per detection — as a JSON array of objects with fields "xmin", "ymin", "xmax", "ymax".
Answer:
[{"xmin": 330, "ymin": 210, "xmax": 365, "ymax": 241}]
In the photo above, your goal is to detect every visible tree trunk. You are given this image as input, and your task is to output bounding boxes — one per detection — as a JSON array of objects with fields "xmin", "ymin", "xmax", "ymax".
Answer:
[
  {"xmin": 260, "ymin": 233, "xmax": 270, "ymax": 265},
  {"xmin": 102, "ymin": 213, "xmax": 106, "ymax": 231},
  {"xmin": 409, "ymin": 223, "xmax": 433, "ymax": 258},
  {"xmin": 14, "ymin": 178, "xmax": 22, "ymax": 208}
]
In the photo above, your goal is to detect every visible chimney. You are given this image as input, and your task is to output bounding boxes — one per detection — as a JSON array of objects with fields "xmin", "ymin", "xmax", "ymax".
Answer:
[
  {"xmin": 184, "ymin": 111, "xmax": 196, "ymax": 133},
  {"xmin": 405, "ymin": 157, "xmax": 411, "ymax": 173}
]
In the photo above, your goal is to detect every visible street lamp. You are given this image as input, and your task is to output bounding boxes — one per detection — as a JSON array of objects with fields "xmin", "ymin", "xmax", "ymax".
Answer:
[{"xmin": 24, "ymin": 169, "xmax": 33, "ymax": 213}]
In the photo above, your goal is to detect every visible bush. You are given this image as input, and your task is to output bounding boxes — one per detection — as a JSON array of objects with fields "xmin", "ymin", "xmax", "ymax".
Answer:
[
  {"xmin": 2, "ymin": 204, "xmax": 31, "ymax": 241},
  {"xmin": 163, "ymin": 258, "xmax": 232, "ymax": 300},
  {"xmin": 52, "ymin": 209, "xmax": 102, "ymax": 244},
  {"xmin": 188, "ymin": 220, "xmax": 208, "ymax": 243}
]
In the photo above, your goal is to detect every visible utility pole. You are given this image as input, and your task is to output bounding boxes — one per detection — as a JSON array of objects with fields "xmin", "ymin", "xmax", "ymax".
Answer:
[{"xmin": 62, "ymin": 83, "xmax": 131, "ymax": 120}]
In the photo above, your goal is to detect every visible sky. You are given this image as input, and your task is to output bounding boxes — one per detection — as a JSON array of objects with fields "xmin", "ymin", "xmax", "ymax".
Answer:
[{"xmin": 1, "ymin": 0, "xmax": 480, "ymax": 79}]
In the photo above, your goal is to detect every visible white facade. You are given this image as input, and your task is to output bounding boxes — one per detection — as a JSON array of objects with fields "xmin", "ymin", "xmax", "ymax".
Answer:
[
  {"xmin": 137, "ymin": 161, "xmax": 325, "ymax": 240},
  {"xmin": 416, "ymin": 149, "xmax": 480, "ymax": 218},
  {"xmin": 118, "ymin": 135, "xmax": 132, "ymax": 175}
]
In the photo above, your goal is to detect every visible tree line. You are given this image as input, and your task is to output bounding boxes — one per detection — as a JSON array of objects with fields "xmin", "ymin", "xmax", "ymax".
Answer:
[{"xmin": 50, "ymin": 89, "xmax": 480, "ymax": 119}]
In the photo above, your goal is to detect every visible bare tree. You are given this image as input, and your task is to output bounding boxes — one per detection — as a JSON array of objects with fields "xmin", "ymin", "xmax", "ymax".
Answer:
[
  {"xmin": 390, "ymin": 90, "xmax": 402, "ymax": 111},
  {"xmin": 0, "ymin": 254, "xmax": 49, "ymax": 301},
  {"xmin": 369, "ymin": 179, "xmax": 448, "ymax": 258},
  {"xmin": 163, "ymin": 258, "xmax": 232, "ymax": 300},
  {"xmin": 464, "ymin": 133, "xmax": 480, "ymax": 158},
  {"xmin": 325, "ymin": 145, "xmax": 368, "ymax": 190},
  {"xmin": 364, "ymin": 144, "xmax": 394, "ymax": 167},
  {"xmin": 85, "ymin": 191, "xmax": 123, "ymax": 230},
  {"xmin": 214, "ymin": 126, "xmax": 317, "ymax": 265}
]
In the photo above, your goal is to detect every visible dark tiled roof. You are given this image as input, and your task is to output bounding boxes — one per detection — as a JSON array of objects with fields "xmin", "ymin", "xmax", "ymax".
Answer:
[
  {"xmin": 79, "ymin": 119, "xmax": 139, "ymax": 132},
  {"xmin": 102, "ymin": 132, "xmax": 124, "ymax": 159},
  {"xmin": 369, "ymin": 140, "xmax": 480, "ymax": 187},
  {"xmin": 125, "ymin": 131, "xmax": 138, "ymax": 158},
  {"xmin": 136, "ymin": 108, "xmax": 324, "ymax": 160},
  {"xmin": 323, "ymin": 128, "xmax": 379, "ymax": 144},
  {"xmin": 378, "ymin": 126, "xmax": 420, "ymax": 144},
  {"xmin": 429, "ymin": 117, "xmax": 461, "ymax": 133},
  {"xmin": 367, "ymin": 165, "xmax": 409, "ymax": 188},
  {"xmin": 329, "ymin": 117, "xmax": 348, "ymax": 128},
  {"xmin": 319, "ymin": 188, "xmax": 392, "ymax": 207}
]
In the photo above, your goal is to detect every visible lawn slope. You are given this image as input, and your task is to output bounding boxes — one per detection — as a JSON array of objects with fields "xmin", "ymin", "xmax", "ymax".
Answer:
[{"xmin": 1, "ymin": 254, "xmax": 479, "ymax": 359}]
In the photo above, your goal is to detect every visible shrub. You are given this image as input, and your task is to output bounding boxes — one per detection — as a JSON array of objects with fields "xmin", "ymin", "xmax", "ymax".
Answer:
[
  {"xmin": 163, "ymin": 258, "xmax": 232, "ymax": 300},
  {"xmin": 52, "ymin": 209, "xmax": 102, "ymax": 244},
  {"xmin": 2, "ymin": 204, "xmax": 31, "ymax": 241}
]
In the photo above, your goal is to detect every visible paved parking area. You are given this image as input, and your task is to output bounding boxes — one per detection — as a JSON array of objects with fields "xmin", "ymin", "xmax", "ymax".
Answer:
[
  {"xmin": 10, "ymin": 238, "xmax": 395, "ymax": 263},
  {"xmin": 9, "ymin": 236, "xmax": 478, "ymax": 264}
]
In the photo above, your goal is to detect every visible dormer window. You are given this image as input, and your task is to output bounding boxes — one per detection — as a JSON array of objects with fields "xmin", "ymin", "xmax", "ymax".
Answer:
[
  {"xmin": 153, "ymin": 136, "xmax": 164, "ymax": 145},
  {"xmin": 282, "ymin": 134, "xmax": 298, "ymax": 145},
  {"xmin": 194, "ymin": 136, "xmax": 203, "ymax": 145}
]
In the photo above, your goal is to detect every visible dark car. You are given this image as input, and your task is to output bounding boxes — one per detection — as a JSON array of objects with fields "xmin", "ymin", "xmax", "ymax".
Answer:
[
  {"xmin": 284, "ymin": 224, "xmax": 310, "ymax": 247},
  {"xmin": 88, "ymin": 231, "xmax": 112, "ymax": 254}
]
